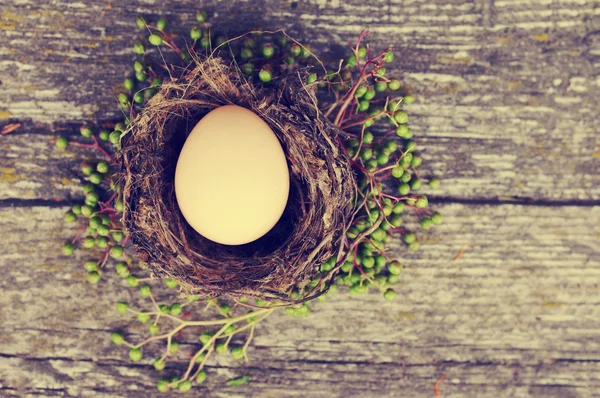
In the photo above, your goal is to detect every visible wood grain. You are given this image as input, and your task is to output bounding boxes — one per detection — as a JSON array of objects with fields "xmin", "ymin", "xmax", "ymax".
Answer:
[
  {"xmin": 1, "ymin": 0, "xmax": 599, "ymax": 396},
  {"xmin": 1, "ymin": 204, "xmax": 599, "ymax": 397},
  {"xmin": 1, "ymin": 0, "xmax": 599, "ymax": 201}
]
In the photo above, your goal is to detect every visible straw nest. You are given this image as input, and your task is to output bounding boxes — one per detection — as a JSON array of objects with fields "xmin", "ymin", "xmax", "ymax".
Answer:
[{"xmin": 119, "ymin": 56, "xmax": 357, "ymax": 302}]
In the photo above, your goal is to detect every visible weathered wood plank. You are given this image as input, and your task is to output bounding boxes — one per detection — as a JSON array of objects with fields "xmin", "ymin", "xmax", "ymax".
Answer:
[
  {"xmin": 1, "ymin": 0, "xmax": 599, "ymax": 201},
  {"xmin": 1, "ymin": 203, "xmax": 599, "ymax": 397}
]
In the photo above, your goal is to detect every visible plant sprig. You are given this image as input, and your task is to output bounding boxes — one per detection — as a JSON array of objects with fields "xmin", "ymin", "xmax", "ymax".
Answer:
[{"xmin": 54, "ymin": 10, "xmax": 442, "ymax": 393}]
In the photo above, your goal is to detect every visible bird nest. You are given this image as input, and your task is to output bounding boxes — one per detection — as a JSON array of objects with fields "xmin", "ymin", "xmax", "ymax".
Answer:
[{"xmin": 119, "ymin": 56, "xmax": 357, "ymax": 302}]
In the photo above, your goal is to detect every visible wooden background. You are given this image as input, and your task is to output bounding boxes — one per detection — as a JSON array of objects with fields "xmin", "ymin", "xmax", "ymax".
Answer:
[{"xmin": 1, "ymin": 0, "xmax": 599, "ymax": 397}]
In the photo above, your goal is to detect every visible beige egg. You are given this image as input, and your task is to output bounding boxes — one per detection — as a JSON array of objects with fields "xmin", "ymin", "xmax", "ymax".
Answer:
[{"xmin": 174, "ymin": 105, "xmax": 290, "ymax": 245}]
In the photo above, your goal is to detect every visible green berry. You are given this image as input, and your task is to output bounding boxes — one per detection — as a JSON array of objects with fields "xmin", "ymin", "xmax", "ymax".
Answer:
[
  {"xmin": 89, "ymin": 172, "xmax": 102, "ymax": 185},
  {"xmin": 394, "ymin": 111, "xmax": 408, "ymax": 124},
  {"xmin": 383, "ymin": 51, "xmax": 394, "ymax": 63},
  {"xmin": 96, "ymin": 236, "xmax": 109, "ymax": 249},
  {"xmin": 62, "ymin": 242, "xmax": 74, "ymax": 256},
  {"xmin": 429, "ymin": 178, "xmax": 441, "ymax": 189},
  {"xmin": 89, "ymin": 216, "xmax": 102, "ymax": 230},
  {"xmin": 196, "ymin": 371, "xmax": 207, "ymax": 384},
  {"xmin": 240, "ymin": 48, "xmax": 252, "ymax": 60},
  {"xmin": 111, "ymin": 331, "xmax": 125, "ymax": 345},
  {"xmin": 118, "ymin": 93, "xmax": 129, "ymax": 106},
  {"xmin": 258, "ymin": 68, "xmax": 272, "ymax": 83},
  {"xmin": 415, "ymin": 195, "xmax": 428, "ymax": 208},
  {"xmin": 116, "ymin": 302, "xmax": 128, "ymax": 313},
  {"xmin": 307, "ymin": 73, "xmax": 317, "ymax": 84},
  {"xmin": 199, "ymin": 332, "xmax": 213, "ymax": 345},
  {"xmin": 196, "ymin": 10, "xmax": 208, "ymax": 23},
  {"xmin": 82, "ymin": 236, "xmax": 95, "ymax": 249},
  {"xmin": 390, "ymin": 165, "xmax": 403, "ymax": 178},
  {"xmin": 115, "ymin": 200, "xmax": 124, "ymax": 212},
  {"xmin": 55, "ymin": 136, "xmax": 68, "ymax": 149},
  {"xmin": 300, "ymin": 44, "xmax": 311, "ymax": 58},
  {"xmin": 115, "ymin": 261, "xmax": 131, "ymax": 278},
  {"xmin": 84, "ymin": 261, "xmax": 97, "ymax": 272},
  {"xmin": 350, "ymin": 284, "xmax": 368, "ymax": 294},
  {"xmin": 86, "ymin": 192, "xmax": 100, "ymax": 204},
  {"xmin": 81, "ymin": 205, "xmax": 93, "ymax": 217},
  {"xmin": 388, "ymin": 79, "xmax": 401, "ymax": 90},
  {"xmin": 129, "ymin": 347, "xmax": 142, "ymax": 361},
  {"xmin": 376, "ymin": 153, "xmax": 388, "ymax": 165},
  {"xmin": 63, "ymin": 211, "xmax": 77, "ymax": 223},
  {"xmin": 139, "ymin": 284, "xmax": 151, "ymax": 297},
  {"xmin": 99, "ymin": 130, "xmax": 110, "ymax": 141},
  {"xmin": 170, "ymin": 303, "xmax": 182, "ymax": 316},
  {"xmin": 109, "ymin": 245, "xmax": 124, "ymax": 258},
  {"xmin": 358, "ymin": 100, "xmax": 370, "ymax": 112},
  {"xmin": 87, "ymin": 271, "xmax": 101, "ymax": 284},
  {"xmin": 411, "ymin": 156, "xmax": 423, "ymax": 168},
  {"xmin": 153, "ymin": 357, "xmax": 166, "ymax": 371},
  {"xmin": 375, "ymin": 81, "xmax": 387, "ymax": 92},
  {"xmin": 137, "ymin": 310, "xmax": 151, "ymax": 323},
  {"xmin": 262, "ymin": 43, "xmax": 274, "ymax": 58},
  {"xmin": 164, "ymin": 278, "xmax": 178, "ymax": 288},
  {"xmin": 80, "ymin": 125, "xmax": 93, "ymax": 138},
  {"xmin": 158, "ymin": 306, "xmax": 172, "ymax": 314},
  {"xmin": 405, "ymin": 141, "xmax": 417, "ymax": 152},
  {"xmin": 149, "ymin": 34, "xmax": 162, "ymax": 46},
  {"xmin": 289, "ymin": 43, "xmax": 301, "ymax": 57},
  {"xmin": 135, "ymin": 17, "xmax": 146, "ymax": 29},
  {"xmin": 157, "ymin": 379, "xmax": 170, "ymax": 393},
  {"xmin": 388, "ymin": 260, "xmax": 402, "ymax": 275},
  {"xmin": 241, "ymin": 63, "xmax": 254, "ymax": 75},
  {"xmin": 71, "ymin": 204, "xmax": 82, "ymax": 215},
  {"xmin": 223, "ymin": 324, "xmax": 235, "ymax": 335},
  {"xmin": 190, "ymin": 26, "xmax": 202, "ymax": 40},
  {"xmin": 112, "ymin": 231, "xmax": 124, "ymax": 242},
  {"xmin": 357, "ymin": 47, "xmax": 367, "ymax": 58},
  {"xmin": 215, "ymin": 342, "xmax": 228, "ymax": 354},
  {"xmin": 420, "ymin": 218, "xmax": 434, "ymax": 230},
  {"xmin": 346, "ymin": 55, "xmax": 357, "ymax": 67},
  {"xmin": 95, "ymin": 224, "xmax": 108, "ymax": 237},
  {"xmin": 384, "ymin": 288, "xmax": 397, "ymax": 300},
  {"xmin": 156, "ymin": 18, "xmax": 167, "ymax": 30},
  {"xmin": 361, "ymin": 131, "xmax": 374, "ymax": 145},
  {"xmin": 133, "ymin": 92, "xmax": 144, "ymax": 104},
  {"xmin": 124, "ymin": 78, "xmax": 135, "ymax": 91},
  {"xmin": 355, "ymin": 85, "xmax": 368, "ymax": 98},
  {"xmin": 363, "ymin": 88, "xmax": 376, "ymax": 101},
  {"xmin": 362, "ymin": 256, "xmax": 375, "ymax": 268},
  {"xmin": 390, "ymin": 214, "xmax": 403, "ymax": 227},
  {"xmin": 148, "ymin": 323, "xmax": 160, "ymax": 335},
  {"xmin": 398, "ymin": 183, "xmax": 410, "ymax": 195},
  {"xmin": 431, "ymin": 212, "xmax": 443, "ymax": 225},
  {"xmin": 127, "ymin": 275, "xmax": 139, "ymax": 287},
  {"xmin": 81, "ymin": 163, "xmax": 93, "ymax": 176},
  {"xmin": 170, "ymin": 341, "xmax": 180, "ymax": 354},
  {"xmin": 395, "ymin": 124, "xmax": 409, "ymax": 138},
  {"xmin": 404, "ymin": 95, "xmax": 415, "ymax": 104},
  {"xmin": 411, "ymin": 179, "xmax": 423, "ymax": 191},
  {"xmin": 178, "ymin": 380, "xmax": 192, "ymax": 392},
  {"xmin": 231, "ymin": 347, "xmax": 244, "ymax": 360},
  {"xmin": 365, "ymin": 159, "xmax": 378, "ymax": 172},
  {"xmin": 403, "ymin": 233, "xmax": 416, "ymax": 244},
  {"xmin": 375, "ymin": 67, "xmax": 386, "ymax": 77},
  {"xmin": 400, "ymin": 169, "xmax": 412, "ymax": 181}
]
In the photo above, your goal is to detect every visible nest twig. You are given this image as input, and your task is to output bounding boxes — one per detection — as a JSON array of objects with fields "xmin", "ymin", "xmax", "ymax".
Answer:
[{"xmin": 119, "ymin": 56, "xmax": 357, "ymax": 302}]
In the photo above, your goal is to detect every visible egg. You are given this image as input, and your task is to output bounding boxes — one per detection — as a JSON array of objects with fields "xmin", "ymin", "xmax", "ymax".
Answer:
[{"xmin": 174, "ymin": 105, "xmax": 290, "ymax": 245}]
